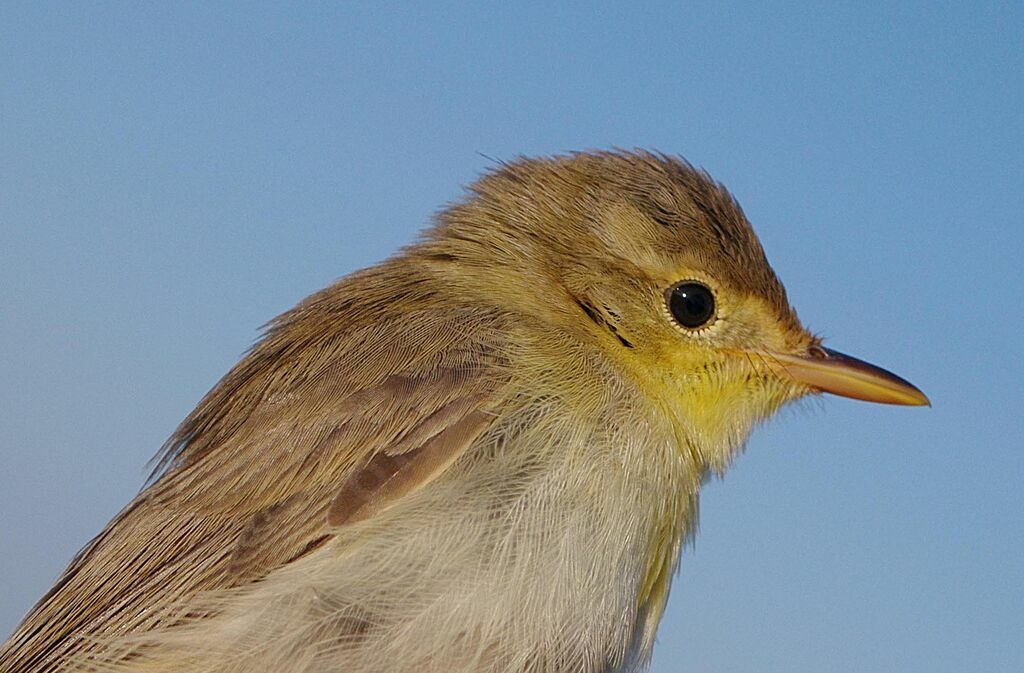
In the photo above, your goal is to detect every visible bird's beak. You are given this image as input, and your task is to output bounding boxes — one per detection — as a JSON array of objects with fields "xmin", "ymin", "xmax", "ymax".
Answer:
[{"xmin": 766, "ymin": 346, "xmax": 930, "ymax": 406}]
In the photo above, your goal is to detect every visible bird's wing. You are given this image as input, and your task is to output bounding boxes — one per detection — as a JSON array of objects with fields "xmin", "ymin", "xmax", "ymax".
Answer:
[{"xmin": 0, "ymin": 301, "xmax": 508, "ymax": 673}]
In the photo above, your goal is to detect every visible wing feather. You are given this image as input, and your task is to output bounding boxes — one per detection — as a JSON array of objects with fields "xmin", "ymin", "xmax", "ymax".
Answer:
[
  {"xmin": 0, "ymin": 265, "xmax": 509, "ymax": 673},
  {"xmin": 328, "ymin": 403, "xmax": 492, "ymax": 526}
]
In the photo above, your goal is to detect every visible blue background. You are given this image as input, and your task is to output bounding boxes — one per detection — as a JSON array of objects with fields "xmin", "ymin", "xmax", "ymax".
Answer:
[{"xmin": 2, "ymin": 3, "xmax": 1021, "ymax": 672}]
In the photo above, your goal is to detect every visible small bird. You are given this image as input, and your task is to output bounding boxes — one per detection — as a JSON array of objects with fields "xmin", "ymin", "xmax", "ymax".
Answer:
[{"xmin": 0, "ymin": 150, "xmax": 927, "ymax": 673}]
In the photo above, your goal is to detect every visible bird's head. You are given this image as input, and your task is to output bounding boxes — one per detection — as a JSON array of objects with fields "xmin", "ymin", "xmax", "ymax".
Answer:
[{"xmin": 422, "ymin": 150, "xmax": 927, "ymax": 471}]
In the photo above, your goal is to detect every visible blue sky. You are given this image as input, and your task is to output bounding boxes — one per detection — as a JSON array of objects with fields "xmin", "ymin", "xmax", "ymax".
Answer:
[{"xmin": 1, "ymin": 3, "xmax": 1021, "ymax": 672}]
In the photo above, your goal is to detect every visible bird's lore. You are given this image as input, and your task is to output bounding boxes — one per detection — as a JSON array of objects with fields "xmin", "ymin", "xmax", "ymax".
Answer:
[{"xmin": 0, "ymin": 151, "xmax": 926, "ymax": 673}]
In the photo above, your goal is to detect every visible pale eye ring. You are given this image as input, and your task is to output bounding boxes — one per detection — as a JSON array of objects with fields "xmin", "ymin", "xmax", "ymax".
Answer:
[{"xmin": 666, "ymin": 281, "xmax": 716, "ymax": 329}]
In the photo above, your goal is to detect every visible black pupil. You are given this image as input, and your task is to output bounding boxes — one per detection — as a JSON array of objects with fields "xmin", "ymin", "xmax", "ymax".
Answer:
[{"xmin": 669, "ymin": 282, "xmax": 715, "ymax": 328}]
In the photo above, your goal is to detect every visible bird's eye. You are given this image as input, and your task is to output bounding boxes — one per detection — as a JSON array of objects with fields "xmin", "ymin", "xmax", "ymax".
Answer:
[{"xmin": 667, "ymin": 282, "xmax": 716, "ymax": 329}]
